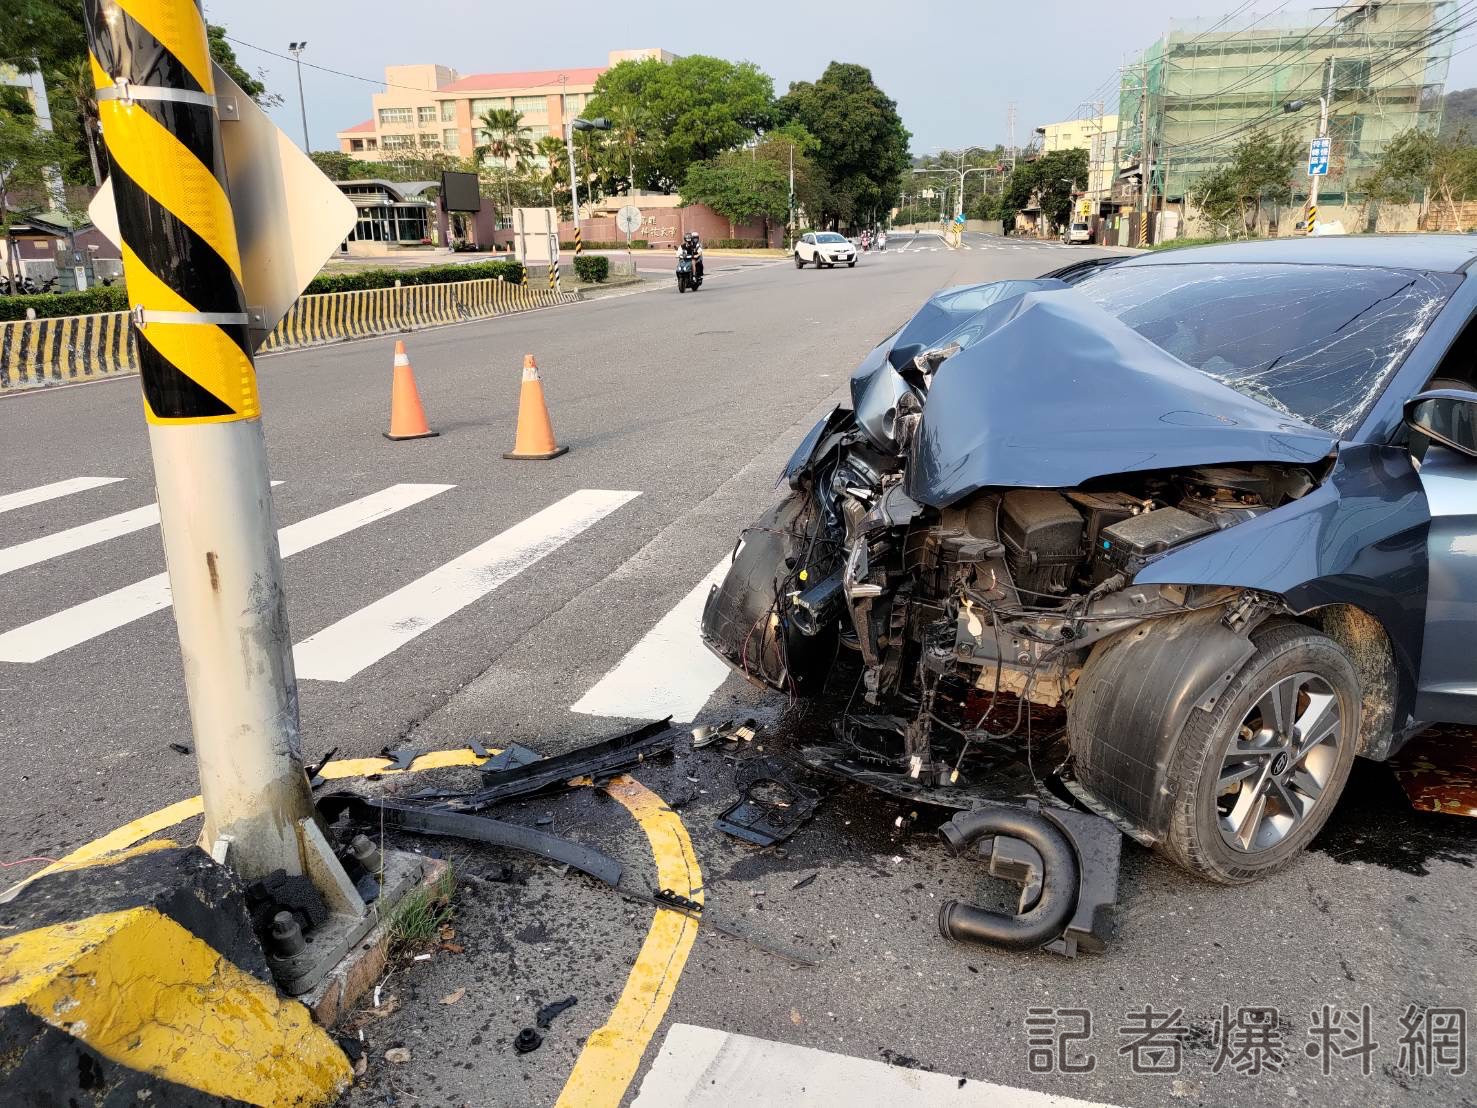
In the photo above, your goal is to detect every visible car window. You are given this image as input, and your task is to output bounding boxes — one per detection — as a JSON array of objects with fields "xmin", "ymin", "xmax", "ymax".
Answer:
[
  {"xmin": 1074, "ymin": 262, "xmax": 1461, "ymax": 435},
  {"xmin": 817, "ymin": 233, "xmax": 847, "ymax": 243},
  {"xmin": 802, "ymin": 234, "xmax": 814, "ymax": 244}
]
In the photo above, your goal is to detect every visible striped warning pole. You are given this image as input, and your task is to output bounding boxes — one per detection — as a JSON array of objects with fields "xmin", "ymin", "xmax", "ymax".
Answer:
[
  {"xmin": 1304, "ymin": 202, "xmax": 1318, "ymax": 235},
  {"xmin": 548, "ymin": 228, "xmax": 561, "ymax": 293},
  {"xmin": 84, "ymin": 0, "xmax": 322, "ymax": 880},
  {"xmin": 573, "ymin": 225, "xmax": 583, "ymax": 257}
]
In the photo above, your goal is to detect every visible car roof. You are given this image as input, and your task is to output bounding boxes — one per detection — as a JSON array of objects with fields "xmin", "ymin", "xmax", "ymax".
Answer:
[{"xmin": 1117, "ymin": 233, "xmax": 1477, "ymax": 273}]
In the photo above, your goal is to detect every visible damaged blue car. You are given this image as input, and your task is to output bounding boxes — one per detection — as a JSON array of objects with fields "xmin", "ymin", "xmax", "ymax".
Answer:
[{"xmin": 703, "ymin": 236, "xmax": 1477, "ymax": 884}]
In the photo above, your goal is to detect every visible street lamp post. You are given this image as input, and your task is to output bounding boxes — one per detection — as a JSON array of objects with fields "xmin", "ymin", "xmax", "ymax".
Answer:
[
  {"xmin": 563, "ymin": 105, "xmax": 610, "ymax": 254},
  {"xmin": 288, "ymin": 41, "xmax": 310, "ymax": 151}
]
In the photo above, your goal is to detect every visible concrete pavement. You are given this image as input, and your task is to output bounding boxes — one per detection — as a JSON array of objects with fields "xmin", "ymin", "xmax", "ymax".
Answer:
[{"xmin": 2, "ymin": 237, "xmax": 1472, "ymax": 1107}]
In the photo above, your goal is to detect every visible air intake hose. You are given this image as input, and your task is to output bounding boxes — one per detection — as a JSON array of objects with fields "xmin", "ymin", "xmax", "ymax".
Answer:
[{"xmin": 937, "ymin": 807, "xmax": 1079, "ymax": 950}]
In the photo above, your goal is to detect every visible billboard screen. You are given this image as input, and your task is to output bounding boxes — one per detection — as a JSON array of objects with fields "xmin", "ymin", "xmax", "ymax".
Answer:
[{"xmin": 441, "ymin": 171, "xmax": 482, "ymax": 212}]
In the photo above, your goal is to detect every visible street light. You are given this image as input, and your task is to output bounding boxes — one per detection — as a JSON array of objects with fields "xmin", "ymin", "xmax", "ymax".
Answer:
[
  {"xmin": 1283, "ymin": 55, "xmax": 1334, "ymax": 233},
  {"xmin": 288, "ymin": 41, "xmax": 310, "ymax": 152},
  {"xmin": 565, "ymin": 113, "xmax": 610, "ymax": 241}
]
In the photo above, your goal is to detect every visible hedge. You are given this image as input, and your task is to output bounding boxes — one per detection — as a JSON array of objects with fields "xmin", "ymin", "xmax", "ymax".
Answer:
[
  {"xmin": 304, "ymin": 259, "xmax": 524, "ymax": 293},
  {"xmin": 573, "ymin": 255, "xmax": 609, "ymax": 283},
  {"xmin": 0, "ymin": 285, "xmax": 129, "ymax": 321},
  {"xmin": 0, "ymin": 259, "xmax": 529, "ymax": 321},
  {"xmin": 708, "ymin": 238, "xmax": 769, "ymax": 249}
]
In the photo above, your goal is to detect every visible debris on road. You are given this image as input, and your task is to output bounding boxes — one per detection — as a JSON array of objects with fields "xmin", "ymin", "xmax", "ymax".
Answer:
[
  {"xmin": 480, "ymin": 741, "xmax": 543, "ymax": 773},
  {"xmin": 377, "ymin": 746, "xmax": 417, "ymax": 771},
  {"xmin": 936, "ymin": 801, "xmax": 1120, "ymax": 957},
  {"xmin": 791, "ymin": 872, "xmax": 819, "ymax": 891},
  {"xmin": 716, "ymin": 756, "xmax": 821, "ymax": 846},
  {"xmin": 535, "ymin": 995, "xmax": 577, "ymax": 1029},
  {"xmin": 456, "ymin": 718, "xmax": 682, "ymax": 811},
  {"xmin": 384, "ymin": 1047, "xmax": 411, "ymax": 1064},
  {"xmin": 691, "ymin": 718, "xmax": 759, "ymax": 748},
  {"xmin": 322, "ymin": 794, "xmax": 623, "ymax": 887},
  {"xmin": 439, "ymin": 987, "xmax": 465, "ymax": 1005},
  {"xmin": 513, "ymin": 1028, "xmax": 543, "ymax": 1054},
  {"xmin": 616, "ymin": 883, "xmax": 822, "ymax": 967},
  {"xmin": 168, "ymin": 741, "xmax": 191, "ymax": 755}
]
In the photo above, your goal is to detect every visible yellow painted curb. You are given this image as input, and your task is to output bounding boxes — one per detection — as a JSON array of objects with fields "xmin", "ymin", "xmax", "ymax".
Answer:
[
  {"xmin": 0, "ymin": 907, "xmax": 351, "ymax": 1106},
  {"xmin": 11, "ymin": 748, "xmax": 702, "ymax": 1108}
]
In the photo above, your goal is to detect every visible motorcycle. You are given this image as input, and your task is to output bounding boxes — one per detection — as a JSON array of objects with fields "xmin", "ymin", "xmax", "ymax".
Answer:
[{"xmin": 675, "ymin": 251, "xmax": 703, "ymax": 293}]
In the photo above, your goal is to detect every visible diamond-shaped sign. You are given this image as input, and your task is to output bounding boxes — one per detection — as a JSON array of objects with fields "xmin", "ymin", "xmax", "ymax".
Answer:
[{"xmin": 90, "ymin": 64, "xmax": 357, "ymax": 352}]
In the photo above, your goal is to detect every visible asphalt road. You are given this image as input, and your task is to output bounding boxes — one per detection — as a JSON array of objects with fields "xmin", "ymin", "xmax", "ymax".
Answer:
[{"xmin": 2, "ymin": 232, "xmax": 1473, "ymax": 1107}]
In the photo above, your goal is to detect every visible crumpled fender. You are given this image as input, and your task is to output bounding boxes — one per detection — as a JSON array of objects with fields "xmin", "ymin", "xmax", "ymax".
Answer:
[{"xmin": 782, "ymin": 406, "xmax": 851, "ymax": 489}]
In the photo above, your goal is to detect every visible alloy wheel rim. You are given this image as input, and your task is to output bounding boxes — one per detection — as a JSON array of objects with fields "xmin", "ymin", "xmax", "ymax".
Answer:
[{"xmin": 1216, "ymin": 671, "xmax": 1341, "ymax": 854}]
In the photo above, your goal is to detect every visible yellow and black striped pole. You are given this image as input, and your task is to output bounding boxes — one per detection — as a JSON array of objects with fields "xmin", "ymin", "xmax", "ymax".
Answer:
[
  {"xmin": 84, "ymin": 0, "xmax": 325, "ymax": 885},
  {"xmin": 573, "ymin": 225, "xmax": 583, "ymax": 256},
  {"xmin": 548, "ymin": 228, "xmax": 561, "ymax": 293},
  {"xmin": 1305, "ymin": 202, "xmax": 1317, "ymax": 235}
]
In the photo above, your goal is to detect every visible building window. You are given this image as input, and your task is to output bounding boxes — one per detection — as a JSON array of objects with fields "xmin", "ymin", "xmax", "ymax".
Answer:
[
  {"xmin": 349, "ymin": 138, "xmax": 365, "ymax": 151},
  {"xmin": 382, "ymin": 133, "xmax": 414, "ymax": 149},
  {"xmin": 417, "ymin": 105, "xmax": 437, "ymax": 125},
  {"xmin": 513, "ymin": 95, "xmax": 547, "ymax": 115},
  {"xmin": 378, "ymin": 106, "xmax": 413, "ymax": 126},
  {"xmin": 440, "ymin": 100, "xmax": 456, "ymax": 122},
  {"xmin": 528, "ymin": 124, "xmax": 549, "ymax": 141},
  {"xmin": 470, "ymin": 97, "xmax": 510, "ymax": 117},
  {"xmin": 365, "ymin": 138, "xmax": 377, "ymax": 150},
  {"xmin": 419, "ymin": 133, "xmax": 441, "ymax": 148},
  {"xmin": 564, "ymin": 93, "xmax": 585, "ymax": 114},
  {"xmin": 443, "ymin": 128, "xmax": 460, "ymax": 152}
]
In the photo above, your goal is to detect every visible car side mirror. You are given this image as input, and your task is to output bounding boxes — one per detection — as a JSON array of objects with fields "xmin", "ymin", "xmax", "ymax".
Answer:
[{"xmin": 1406, "ymin": 390, "xmax": 1477, "ymax": 458}]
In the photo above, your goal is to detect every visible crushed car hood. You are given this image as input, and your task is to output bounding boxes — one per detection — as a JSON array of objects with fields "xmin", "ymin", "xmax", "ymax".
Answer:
[{"xmin": 902, "ymin": 285, "xmax": 1338, "ymax": 506}]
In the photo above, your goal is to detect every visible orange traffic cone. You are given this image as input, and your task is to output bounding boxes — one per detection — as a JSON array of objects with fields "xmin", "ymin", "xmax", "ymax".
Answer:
[
  {"xmin": 384, "ymin": 340, "xmax": 437, "ymax": 441},
  {"xmin": 502, "ymin": 354, "xmax": 568, "ymax": 460}
]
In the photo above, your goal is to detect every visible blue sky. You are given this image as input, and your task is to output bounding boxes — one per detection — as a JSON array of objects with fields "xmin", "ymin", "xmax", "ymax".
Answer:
[{"xmin": 205, "ymin": 0, "xmax": 1477, "ymax": 154}]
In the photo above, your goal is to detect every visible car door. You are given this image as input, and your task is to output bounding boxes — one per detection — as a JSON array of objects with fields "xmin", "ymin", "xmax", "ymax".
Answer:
[
  {"xmin": 801, "ymin": 233, "xmax": 815, "ymax": 260},
  {"xmin": 1415, "ymin": 435, "xmax": 1477, "ymax": 723}
]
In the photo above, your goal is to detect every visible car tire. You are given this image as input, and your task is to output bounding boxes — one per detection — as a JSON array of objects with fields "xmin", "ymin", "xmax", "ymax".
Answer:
[
  {"xmin": 848, "ymin": 260, "xmax": 856, "ymax": 268},
  {"xmin": 1152, "ymin": 620, "xmax": 1360, "ymax": 884},
  {"xmin": 795, "ymin": 253, "xmax": 805, "ymax": 268}
]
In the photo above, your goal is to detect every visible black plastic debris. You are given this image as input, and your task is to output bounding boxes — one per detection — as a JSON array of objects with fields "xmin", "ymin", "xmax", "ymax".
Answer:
[
  {"xmin": 513, "ymin": 1028, "xmax": 543, "ymax": 1054},
  {"xmin": 691, "ymin": 718, "xmax": 758, "ymax": 749},
  {"xmin": 480, "ymin": 742, "xmax": 543, "ymax": 774},
  {"xmin": 168, "ymin": 742, "xmax": 191, "ymax": 755},
  {"xmin": 320, "ymin": 794, "xmax": 623, "ymax": 887},
  {"xmin": 715, "ymin": 757, "xmax": 821, "ymax": 847},
  {"xmin": 535, "ymin": 996, "xmax": 577, "ymax": 1029},
  {"xmin": 936, "ymin": 801, "xmax": 1120, "ymax": 957},
  {"xmin": 456, "ymin": 719, "xmax": 680, "ymax": 812},
  {"xmin": 305, "ymin": 746, "xmax": 338, "ymax": 788},
  {"xmin": 791, "ymin": 872, "xmax": 818, "ymax": 891},
  {"xmin": 378, "ymin": 746, "xmax": 417, "ymax": 771}
]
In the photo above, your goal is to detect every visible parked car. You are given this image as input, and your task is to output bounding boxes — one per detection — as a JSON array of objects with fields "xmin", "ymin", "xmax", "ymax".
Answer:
[
  {"xmin": 1062, "ymin": 221, "xmax": 1092, "ymax": 244},
  {"xmin": 796, "ymin": 232, "xmax": 857, "ymax": 269},
  {"xmin": 703, "ymin": 235, "xmax": 1477, "ymax": 884}
]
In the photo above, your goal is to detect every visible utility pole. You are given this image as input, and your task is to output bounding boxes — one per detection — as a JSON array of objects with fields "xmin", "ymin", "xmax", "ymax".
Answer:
[
  {"xmin": 1007, "ymin": 101, "xmax": 1017, "ymax": 173},
  {"xmin": 289, "ymin": 42, "xmax": 310, "ymax": 151},
  {"xmin": 84, "ymin": 0, "xmax": 337, "ymax": 883},
  {"xmin": 1307, "ymin": 55, "xmax": 1334, "ymax": 235},
  {"xmin": 1138, "ymin": 66, "xmax": 1151, "ymax": 247}
]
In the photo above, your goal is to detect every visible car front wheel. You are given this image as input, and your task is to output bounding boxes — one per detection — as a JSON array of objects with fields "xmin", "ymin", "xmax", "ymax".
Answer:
[{"xmin": 1158, "ymin": 621, "xmax": 1359, "ymax": 884}]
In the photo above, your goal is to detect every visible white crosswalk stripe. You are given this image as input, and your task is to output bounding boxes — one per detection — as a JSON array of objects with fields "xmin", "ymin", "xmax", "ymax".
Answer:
[
  {"xmin": 0, "ymin": 477, "xmax": 124, "ymax": 515},
  {"xmin": 571, "ymin": 558, "xmax": 731, "ymax": 722},
  {"xmin": 0, "ymin": 483, "xmax": 450, "ymax": 664},
  {"xmin": 294, "ymin": 488, "xmax": 640, "ymax": 682},
  {"xmin": 0, "ymin": 503, "xmax": 160, "ymax": 576}
]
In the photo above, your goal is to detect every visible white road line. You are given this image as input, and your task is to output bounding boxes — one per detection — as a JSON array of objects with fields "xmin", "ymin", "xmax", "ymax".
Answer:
[
  {"xmin": 571, "ymin": 558, "xmax": 731, "ymax": 722},
  {"xmin": 0, "ymin": 483, "xmax": 450, "ymax": 664},
  {"xmin": 293, "ymin": 488, "xmax": 640, "ymax": 682},
  {"xmin": 0, "ymin": 477, "xmax": 124, "ymax": 515},
  {"xmin": 0, "ymin": 503, "xmax": 160, "ymax": 576},
  {"xmin": 634, "ymin": 1025, "xmax": 1121, "ymax": 1108}
]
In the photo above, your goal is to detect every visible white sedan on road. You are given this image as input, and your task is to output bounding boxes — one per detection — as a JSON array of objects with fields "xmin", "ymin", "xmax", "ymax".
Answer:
[{"xmin": 795, "ymin": 231, "xmax": 857, "ymax": 269}]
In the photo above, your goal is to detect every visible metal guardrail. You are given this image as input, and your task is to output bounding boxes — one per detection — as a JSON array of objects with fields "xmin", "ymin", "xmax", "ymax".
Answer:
[{"xmin": 0, "ymin": 277, "xmax": 578, "ymax": 391}]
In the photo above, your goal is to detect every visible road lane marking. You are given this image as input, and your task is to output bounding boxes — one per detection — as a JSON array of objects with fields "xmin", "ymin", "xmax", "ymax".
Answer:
[
  {"xmin": 0, "ymin": 477, "xmax": 124, "ymax": 514},
  {"xmin": 0, "ymin": 503, "xmax": 161, "ymax": 576},
  {"xmin": 633, "ymin": 1025, "xmax": 1120, "ymax": 1107},
  {"xmin": 556, "ymin": 776, "xmax": 702, "ymax": 1108},
  {"xmin": 571, "ymin": 559, "xmax": 731, "ymax": 722},
  {"xmin": 293, "ymin": 488, "xmax": 641, "ymax": 681},
  {"xmin": 0, "ymin": 483, "xmax": 451, "ymax": 663}
]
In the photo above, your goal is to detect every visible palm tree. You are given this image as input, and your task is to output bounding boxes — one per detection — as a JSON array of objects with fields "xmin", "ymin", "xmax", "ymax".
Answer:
[
  {"xmin": 475, "ymin": 108, "xmax": 534, "ymax": 209},
  {"xmin": 603, "ymin": 103, "xmax": 648, "ymax": 194},
  {"xmin": 535, "ymin": 134, "xmax": 571, "ymax": 213}
]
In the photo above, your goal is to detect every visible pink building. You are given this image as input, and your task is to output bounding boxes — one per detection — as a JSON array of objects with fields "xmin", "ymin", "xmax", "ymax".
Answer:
[{"xmin": 335, "ymin": 50, "xmax": 674, "ymax": 164}]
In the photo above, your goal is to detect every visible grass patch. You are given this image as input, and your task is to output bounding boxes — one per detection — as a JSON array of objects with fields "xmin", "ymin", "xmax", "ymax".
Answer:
[{"xmin": 388, "ymin": 865, "xmax": 455, "ymax": 955}]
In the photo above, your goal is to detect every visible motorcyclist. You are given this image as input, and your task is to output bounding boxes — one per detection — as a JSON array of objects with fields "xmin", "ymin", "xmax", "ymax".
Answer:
[{"xmin": 677, "ymin": 232, "xmax": 704, "ymax": 283}]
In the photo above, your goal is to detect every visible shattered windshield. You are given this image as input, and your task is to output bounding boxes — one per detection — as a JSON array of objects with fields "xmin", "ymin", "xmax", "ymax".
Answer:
[{"xmin": 1075, "ymin": 262, "xmax": 1460, "ymax": 435}]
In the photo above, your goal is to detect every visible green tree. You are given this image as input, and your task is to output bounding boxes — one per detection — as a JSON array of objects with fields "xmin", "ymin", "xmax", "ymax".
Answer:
[
  {"xmin": 586, "ymin": 55, "xmax": 774, "ymax": 192},
  {"xmin": 682, "ymin": 151, "xmax": 789, "ymax": 240},
  {"xmin": 775, "ymin": 62, "xmax": 910, "ymax": 229},
  {"xmin": 997, "ymin": 148, "xmax": 1088, "ymax": 231},
  {"xmin": 310, "ymin": 150, "xmax": 379, "ymax": 180},
  {"xmin": 475, "ymin": 108, "xmax": 534, "ymax": 209},
  {"xmin": 0, "ymin": 88, "xmax": 71, "ymax": 280},
  {"xmin": 1186, "ymin": 130, "xmax": 1299, "ymax": 237},
  {"xmin": 1357, "ymin": 125, "xmax": 1477, "ymax": 228},
  {"xmin": 535, "ymin": 134, "xmax": 571, "ymax": 214}
]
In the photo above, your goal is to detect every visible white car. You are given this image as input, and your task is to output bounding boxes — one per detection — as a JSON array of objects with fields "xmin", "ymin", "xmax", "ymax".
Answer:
[
  {"xmin": 795, "ymin": 231, "xmax": 856, "ymax": 269},
  {"xmin": 1062, "ymin": 221, "xmax": 1092, "ymax": 244}
]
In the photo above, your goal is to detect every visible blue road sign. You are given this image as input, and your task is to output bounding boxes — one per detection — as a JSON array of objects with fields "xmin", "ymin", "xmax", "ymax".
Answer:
[
  {"xmin": 1308, "ymin": 137, "xmax": 1330, "ymax": 176},
  {"xmin": 954, "ymin": 213, "xmax": 966, "ymax": 224}
]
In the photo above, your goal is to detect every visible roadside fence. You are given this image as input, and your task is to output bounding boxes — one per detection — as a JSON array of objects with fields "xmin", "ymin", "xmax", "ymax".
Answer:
[{"xmin": 1, "ymin": 276, "xmax": 578, "ymax": 392}]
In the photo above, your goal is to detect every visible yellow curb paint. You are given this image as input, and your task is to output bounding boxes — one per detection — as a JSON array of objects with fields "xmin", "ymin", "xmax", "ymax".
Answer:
[
  {"xmin": 0, "ymin": 906, "xmax": 351, "ymax": 1106},
  {"xmin": 555, "ymin": 774, "xmax": 703, "ymax": 1108},
  {"xmin": 11, "ymin": 748, "xmax": 703, "ymax": 1108}
]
